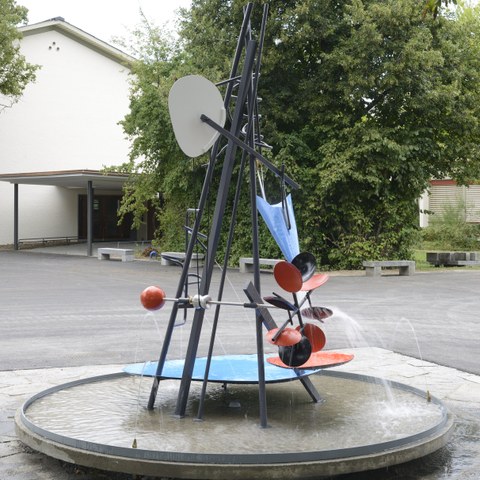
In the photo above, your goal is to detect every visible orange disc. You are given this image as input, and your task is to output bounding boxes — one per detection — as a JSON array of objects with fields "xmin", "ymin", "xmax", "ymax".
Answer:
[
  {"xmin": 296, "ymin": 323, "xmax": 326, "ymax": 352},
  {"xmin": 273, "ymin": 261, "xmax": 302, "ymax": 293},
  {"xmin": 266, "ymin": 327, "xmax": 301, "ymax": 347},
  {"xmin": 301, "ymin": 273, "xmax": 329, "ymax": 292},
  {"xmin": 267, "ymin": 351, "xmax": 354, "ymax": 369}
]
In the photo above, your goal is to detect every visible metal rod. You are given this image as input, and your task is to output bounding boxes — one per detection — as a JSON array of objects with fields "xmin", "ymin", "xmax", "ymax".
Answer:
[
  {"xmin": 209, "ymin": 299, "xmax": 264, "ymax": 308},
  {"xmin": 174, "ymin": 40, "xmax": 259, "ymax": 419},
  {"xmin": 196, "ymin": 150, "xmax": 248, "ymax": 421},
  {"xmin": 293, "ymin": 292, "xmax": 304, "ymax": 329},
  {"xmin": 148, "ymin": 2, "xmax": 254, "ymax": 412},
  {"xmin": 246, "ymin": 47, "xmax": 261, "ymax": 296},
  {"xmin": 246, "ymin": 24, "xmax": 268, "ymax": 427},
  {"xmin": 253, "ymin": 3, "xmax": 269, "ymax": 201},
  {"xmin": 161, "ymin": 296, "xmax": 280, "ymax": 309},
  {"xmin": 244, "ymin": 282, "xmax": 277, "ymax": 331},
  {"xmin": 222, "ymin": 3, "xmax": 254, "ymax": 114},
  {"xmin": 200, "ymin": 114, "xmax": 300, "ymax": 190},
  {"xmin": 215, "ymin": 75, "xmax": 242, "ymax": 87},
  {"xmin": 271, "ymin": 318, "xmax": 292, "ymax": 342},
  {"xmin": 147, "ymin": 121, "xmax": 222, "ymax": 412}
]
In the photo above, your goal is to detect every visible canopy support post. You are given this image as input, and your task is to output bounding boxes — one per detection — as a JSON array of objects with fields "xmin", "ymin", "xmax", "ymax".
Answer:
[
  {"xmin": 13, "ymin": 183, "xmax": 19, "ymax": 250},
  {"xmin": 87, "ymin": 180, "xmax": 94, "ymax": 257}
]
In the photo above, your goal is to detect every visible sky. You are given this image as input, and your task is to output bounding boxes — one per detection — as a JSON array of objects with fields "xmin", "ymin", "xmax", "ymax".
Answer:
[{"xmin": 17, "ymin": 0, "xmax": 192, "ymax": 44}]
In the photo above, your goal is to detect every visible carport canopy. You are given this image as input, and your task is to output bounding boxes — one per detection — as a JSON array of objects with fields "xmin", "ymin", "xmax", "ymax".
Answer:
[{"xmin": 0, "ymin": 169, "xmax": 130, "ymax": 256}]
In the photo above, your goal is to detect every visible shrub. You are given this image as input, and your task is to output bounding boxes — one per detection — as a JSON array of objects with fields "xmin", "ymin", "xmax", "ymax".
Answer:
[{"xmin": 422, "ymin": 198, "xmax": 480, "ymax": 250}]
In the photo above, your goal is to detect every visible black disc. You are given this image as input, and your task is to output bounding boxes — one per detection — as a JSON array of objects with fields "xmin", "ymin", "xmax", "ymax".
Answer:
[
  {"xmin": 278, "ymin": 336, "xmax": 312, "ymax": 367},
  {"xmin": 263, "ymin": 295, "xmax": 297, "ymax": 311},
  {"xmin": 291, "ymin": 252, "xmax": 316, "ymax": 282}
]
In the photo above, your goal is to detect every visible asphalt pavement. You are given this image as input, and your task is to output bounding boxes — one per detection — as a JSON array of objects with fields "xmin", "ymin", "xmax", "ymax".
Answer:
[
  {"xmin": 0, "ymin": 247, "xmax": 479, "ymax": 480},
  {"xmin": 0, "ymin": 248, "xmax": 479, "ymax": 374}
]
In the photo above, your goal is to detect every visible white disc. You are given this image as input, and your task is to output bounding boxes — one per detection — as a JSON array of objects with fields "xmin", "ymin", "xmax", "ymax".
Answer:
[{"xmin": 168, "ymin": 75, "xmax": 226, "ymax": 158}]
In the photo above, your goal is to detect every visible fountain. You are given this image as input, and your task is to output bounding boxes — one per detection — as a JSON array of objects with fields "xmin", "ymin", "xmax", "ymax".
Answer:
[{"xmin": 16, "ymin": 4, "xmax": 453, "ymax": 479}]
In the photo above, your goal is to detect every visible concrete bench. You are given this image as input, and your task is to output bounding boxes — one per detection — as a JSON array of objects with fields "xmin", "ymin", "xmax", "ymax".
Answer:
[
  {"xmin": 97, "ymin": 248, "xmax": 134, "ymax": 262},
  {"xmin": 161, "ymin": 252, "xmax": 204, "ymax": 267},
  {"xmin": 427, "ymin": 251, "xmax": 480, "ymax": 267},
  {"xmin": 362, "ymin": 260, "xmax": 415, "ymax": 277},
  {"xmin": 239, "ymin": 257, "xmax": 280, "ymax": 274}
]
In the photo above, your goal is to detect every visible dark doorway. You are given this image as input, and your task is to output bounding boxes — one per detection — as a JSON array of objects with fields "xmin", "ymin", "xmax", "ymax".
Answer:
[
  {"xmin": 78, "ymin": 195, "xmax": 134, "ymax": 241},
  {"xmin": 145, "ymin": 200, "xmax": 158, "ymax": 241}
]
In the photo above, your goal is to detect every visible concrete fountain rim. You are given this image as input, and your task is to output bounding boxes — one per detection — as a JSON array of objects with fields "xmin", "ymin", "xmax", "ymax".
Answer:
[{"xmin": 16, "ymin": 368, "xmax": 454, "ymax": 478}]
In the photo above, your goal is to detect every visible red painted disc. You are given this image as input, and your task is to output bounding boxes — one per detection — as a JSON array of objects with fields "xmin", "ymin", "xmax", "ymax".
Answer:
[
  {"xmin": 296, "ymin": 323, "xmax": 326, "ymax": 352},
  {"xmin": 266, "ymin": 327, "xmax": 302, "ymax": 347},
  {"xmin": 300, "ymin": 273, "xmax": 329, "ymax": 292},
  {"xmin": 267, "ymin": 351, "xmax": 354, "ymax": 369},
  {"xmin": 273, "ymin": 261, "xmax": 302, "ymax": 293}
]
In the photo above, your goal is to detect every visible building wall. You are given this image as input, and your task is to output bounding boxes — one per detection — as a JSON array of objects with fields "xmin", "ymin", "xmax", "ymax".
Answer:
[
  {"xmin": 9, "ymin": 185, "xmax": 78, "ymax": 242},
  {"xmin": 0, "ymin": 25, "xmax": 132, "ymax": 245},
  {"xmin": 419, "ymin": 180, "xmax": 480, "ymax": 227}
]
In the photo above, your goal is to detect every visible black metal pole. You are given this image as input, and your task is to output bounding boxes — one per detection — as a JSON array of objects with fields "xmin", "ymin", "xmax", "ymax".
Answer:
[
  {"xmin": 147, "ymin": 140, "xmax": 219, "ymax": 410},
  {"xmin": 147, "ymin": 3, "xmax": 253, "ymax": 410},
  {"xmin": 200, "ymin": 115, "xmax": 299, "ymax": 190},
  {"xmin": 196, "ymin": 9, "xmax": 265, "ymax": 417},
  {"xmin": 223, "ymin": 3, "xmax": 253, "ymax": 115},
  {"xmin": 196, "ymin": 149, "xmax": 248, "ymax": 421},
  {"xmin": 174, "ymin": 40, "xmax": 258, "ymax": 419},
  {"xmin": 87, "ymin": 181, "xmax": 93, "ymax": 257},
  {"xmin": 146, "ymin": 8, "xmax": 253, "ymax": 412},
  {"xmin": 250, "ymin": 142, "xmax": 269, "ymax": 427},
  {"xmin": 13, "ymin": 183, "xmax": 18, "ymax": 250},
  {"xmin": 246, "ymin": 33, "xmax": 268, "ymax": 427}
]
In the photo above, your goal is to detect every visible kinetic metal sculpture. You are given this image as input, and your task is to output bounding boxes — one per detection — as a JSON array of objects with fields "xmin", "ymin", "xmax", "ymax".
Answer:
[{"xmin": 136, "ymin": 3, "xmax": 352, "ymax": 427}]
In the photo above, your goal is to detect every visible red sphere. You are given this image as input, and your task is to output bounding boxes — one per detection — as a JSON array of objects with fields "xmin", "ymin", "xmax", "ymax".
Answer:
[{"xmin": 140, "ymin": 286, "xmax": 166, "ymax": 311}]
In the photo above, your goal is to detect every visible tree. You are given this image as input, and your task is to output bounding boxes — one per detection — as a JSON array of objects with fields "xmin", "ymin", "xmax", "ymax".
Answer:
[
  {"xmin": 0, "ymin": 0, "xmax": 38, "ymax": 110},
  {"xmin": 112, "ymin": 15, "xmax": 211, "ymax": 250},
  {"xmin": 119, "ymin": 0, "xmax": 480, "ymax": 268},
  {"xmin": 423, "ymin": 0, "xmax": 457, "ymax": 19}
]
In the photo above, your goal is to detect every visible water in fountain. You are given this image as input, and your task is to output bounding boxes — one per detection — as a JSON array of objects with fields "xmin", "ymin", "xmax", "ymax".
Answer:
[
  {"xmin": 130, "ymin": 311, "xmax": 167, "ymax": 446},
  {"xmin": 326, "ymin": 306, "xmax": 398, "ymax": 405},
  {"xmin": 23, "ymin": 373, "xmax": 445, "ymax": 454},
  {"xmin": 391, "ymin": 315, "xmax": 431, "ymax": 396}
]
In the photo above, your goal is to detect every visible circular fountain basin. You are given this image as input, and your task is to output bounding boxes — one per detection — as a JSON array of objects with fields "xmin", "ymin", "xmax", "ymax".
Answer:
[{"xmin": 16, "ymin": 362, "xmax": 453, "ymax": 479}]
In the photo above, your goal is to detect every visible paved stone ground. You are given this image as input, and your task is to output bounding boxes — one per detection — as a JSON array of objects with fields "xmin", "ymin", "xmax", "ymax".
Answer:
[
  {"xmin": 2, "ymin": 349, "xmax": 480, "ymax": 480},
  {"xmin": 0, "ymin": 248, "xmax": 479, "ymax": 479}
]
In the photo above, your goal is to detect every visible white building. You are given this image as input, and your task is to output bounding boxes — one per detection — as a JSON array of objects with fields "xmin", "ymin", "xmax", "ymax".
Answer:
[{"xmin": 0, "ymin": 18, "xmax": 152, "ymax": 251}]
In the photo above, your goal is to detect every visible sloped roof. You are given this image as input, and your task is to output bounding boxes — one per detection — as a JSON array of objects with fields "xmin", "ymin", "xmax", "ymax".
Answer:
[{"xmin": 19, "ymin": 17, "xmax": 136, "ymax": 66}]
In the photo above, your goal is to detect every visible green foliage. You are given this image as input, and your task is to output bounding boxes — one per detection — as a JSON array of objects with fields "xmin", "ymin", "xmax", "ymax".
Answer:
[
  {"xmin": 423, "ymin": 0, "xmax": 457, "ymax": 19},
  {"xmin": 115, "ymin": 0, "xmax": 480, "ymax": 269},
  {"xmin": 256, "ymin": 0, "xmax": 480, "ymax": 267},
  {"xmin": 0, "ymin": 0, "xmax": 38, "ymax": 109},
  {"xmin": 109, "ymin": 17, "xmax": 207, "ymax": 250},
  {"xmin": 422, "ymin": 197, "xmax": 480, "ymax": 250}
]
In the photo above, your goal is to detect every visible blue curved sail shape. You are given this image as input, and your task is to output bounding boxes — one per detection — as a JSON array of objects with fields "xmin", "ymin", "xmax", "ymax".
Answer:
[{"xmin": 257, "ymin": 194, "xmax": 300, "ymax": 262}]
